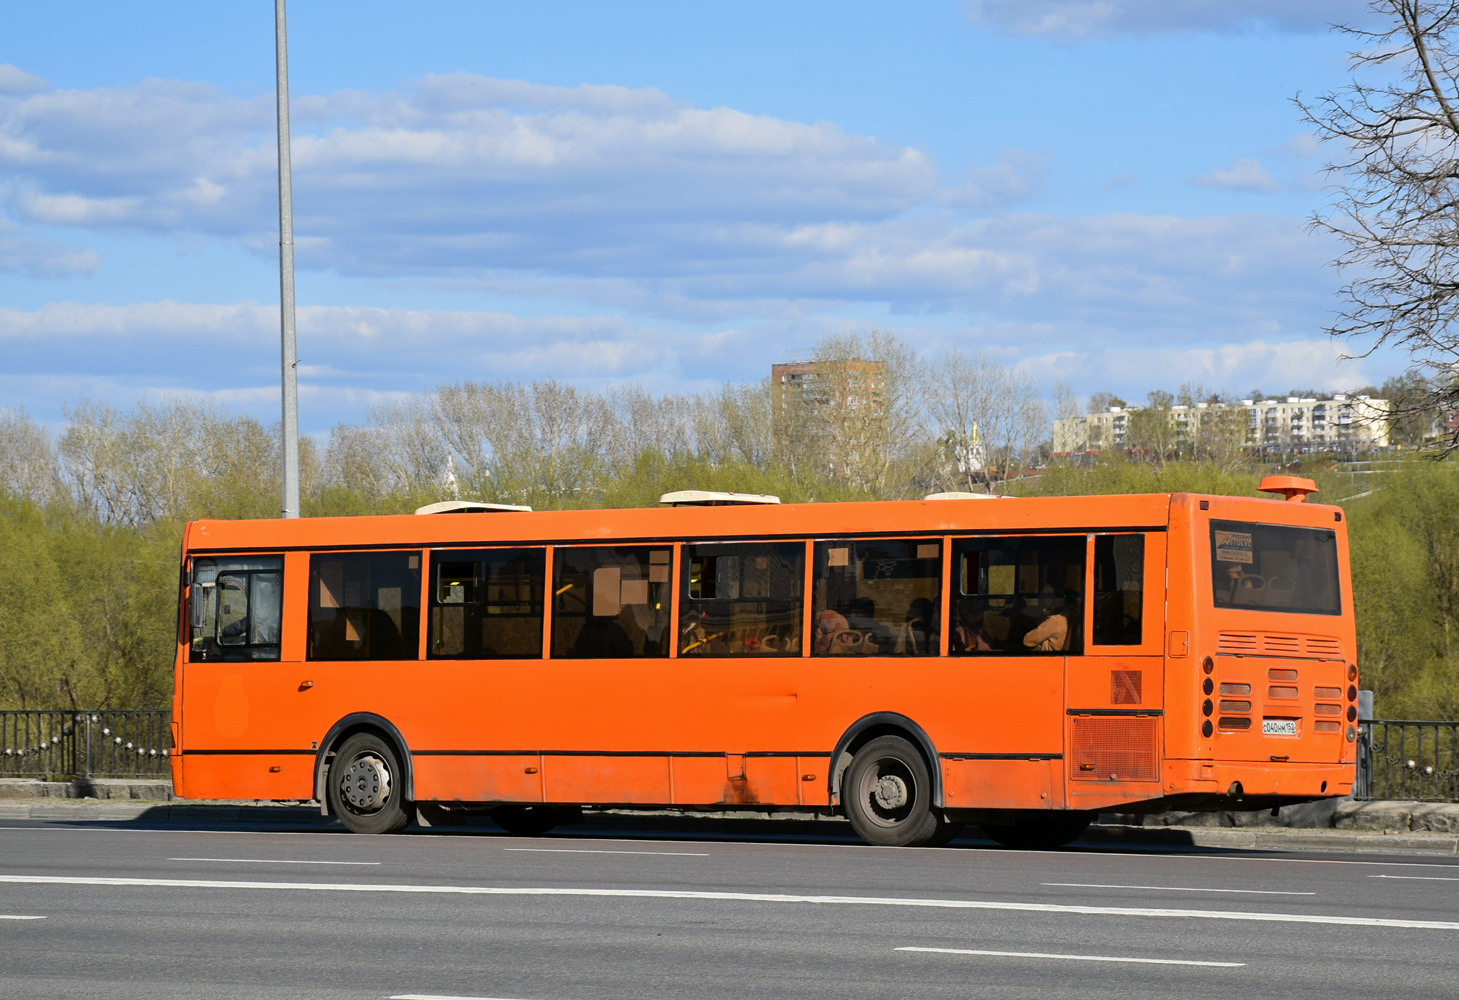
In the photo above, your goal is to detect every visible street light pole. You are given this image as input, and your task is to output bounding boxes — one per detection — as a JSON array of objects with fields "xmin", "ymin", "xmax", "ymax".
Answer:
[{"xmin": 275, "ymin": 0, "xmax": 301, "ymax": 519}]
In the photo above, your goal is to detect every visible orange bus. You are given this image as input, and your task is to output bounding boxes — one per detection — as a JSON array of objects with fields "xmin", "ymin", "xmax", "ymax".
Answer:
[{"xmin": 171, "ymin": 477, "xmax": 1359, "ymax": 847}]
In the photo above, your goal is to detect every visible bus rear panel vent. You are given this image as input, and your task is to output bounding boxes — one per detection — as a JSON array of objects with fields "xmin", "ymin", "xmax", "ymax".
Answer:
[{"xmin": 1071, "ymin": 716, "xmax": 1159, "ymax": 782}]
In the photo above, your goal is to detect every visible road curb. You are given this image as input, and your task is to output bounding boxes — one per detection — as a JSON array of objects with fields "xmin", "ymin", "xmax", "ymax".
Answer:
[{"xmin": 1085, "ymin": 823, "xmax": 1459, "ymax": 856}]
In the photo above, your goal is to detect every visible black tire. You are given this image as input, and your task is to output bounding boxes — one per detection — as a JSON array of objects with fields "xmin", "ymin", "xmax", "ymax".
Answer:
[
  {"xmin": 327, "ymin": 732, "xmax": 411, "ymax": 835},
  {"xmin": 980, "ymin": 811, "xmax": 1092, "ymax": 850},
  {"xmin": 842, "ymin": 735, "xmax": 940, "ymax": 846},
  {"xmin": 491, "ymin": 804, "xmax": 563, "ymax": 836}
]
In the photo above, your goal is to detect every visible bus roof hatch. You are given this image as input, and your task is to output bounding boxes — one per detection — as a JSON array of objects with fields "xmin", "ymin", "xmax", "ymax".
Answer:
[
  {"xmin": 658, "ymin": 490, "xmax": 781, "ymax": 506},
  {"xmin": 413, "ymin": 500, "xmax": 533, "ymax": 514}
]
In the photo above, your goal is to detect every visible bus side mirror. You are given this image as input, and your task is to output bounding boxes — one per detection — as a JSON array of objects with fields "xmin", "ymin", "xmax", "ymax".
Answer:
[{"xmin": 190, "ymin": 582, "xmax": 213, "ymax": 630}]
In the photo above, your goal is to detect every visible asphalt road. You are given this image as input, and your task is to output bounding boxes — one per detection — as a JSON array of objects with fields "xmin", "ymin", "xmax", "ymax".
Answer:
[{"xmin": 1, "ymin": 818, "xmax": 1457, "ymax": 1000}]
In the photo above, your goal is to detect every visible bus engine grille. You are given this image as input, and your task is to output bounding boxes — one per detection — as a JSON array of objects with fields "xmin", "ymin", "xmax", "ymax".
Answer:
[{"xmin": 1071, "ymin": 716, "xmax": 1160, "ymax": 782}]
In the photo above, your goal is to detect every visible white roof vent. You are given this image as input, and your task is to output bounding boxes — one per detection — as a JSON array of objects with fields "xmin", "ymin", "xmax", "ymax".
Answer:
[
  {"xmin": 659, "ymin": 490, "xmax": 781, "ymax": 507},
  {"xmin": 923, "ymin": 492, "xmax": 1002, "ymax": 501},
  {"xmin": 414, "ymin": 500, "xmax": 533, "ymax": 515}
]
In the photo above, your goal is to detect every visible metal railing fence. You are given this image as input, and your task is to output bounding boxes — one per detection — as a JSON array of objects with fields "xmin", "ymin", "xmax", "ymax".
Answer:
[
  {"xmin": 1355, "ymin": 719, "xmax": 1459, "ymax": 803},
  {"xmin": 0, "ymin": 711, "xmax": 171, "ymax": 780},
  {"xmin": 3, "ymin": 710, "xmax": 1457, "ymax": 801}
]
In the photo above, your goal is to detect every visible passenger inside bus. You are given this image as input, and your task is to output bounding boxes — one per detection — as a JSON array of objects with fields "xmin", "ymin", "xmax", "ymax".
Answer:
[
  {"xmin": 813, "ymin": 609, "xmax": 850, "ymax": 654},
  {"xmin": 896, "ymin": 597, "xmax": 937, "ymax": 654},
  {"xmin": 573, "ymin": 613, "xmax": 635, "ymax": 657},
  {"xmin": 951, "ymin": 535, "xmax": 1085, "ymax": 655},
  {"xmin": 1022, "ymin": 593, "xmax": 1080, "ymax": 652}
]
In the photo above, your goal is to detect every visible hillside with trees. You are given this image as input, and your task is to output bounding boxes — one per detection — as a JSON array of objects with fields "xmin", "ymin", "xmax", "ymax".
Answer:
[{"xmin": 1, "ymin": 332, "xmax": 1454, "ymax": 718}]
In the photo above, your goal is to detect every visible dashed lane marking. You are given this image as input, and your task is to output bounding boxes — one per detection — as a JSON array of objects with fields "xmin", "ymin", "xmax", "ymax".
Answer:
[
  {"xmin": 503, "ymin": 848, "xmax": 708, "ymax": 856},
  {"xmin": 1044, "ymin": 882, "xmax": 1314, "ymax": 895},
  {"xmin": 169, "ymin": 857, "xmax": 380, "ymax": 865},
  {"xmin": 0, "ymin": 874, "xmax": 1456, "ymax": 930},
  {"xmin": 897, "ymin": 946, "xmax": 1244, "ymax": 967}
]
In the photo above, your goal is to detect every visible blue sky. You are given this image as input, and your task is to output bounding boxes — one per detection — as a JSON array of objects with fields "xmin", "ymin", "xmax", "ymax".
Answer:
[{"xmin": 1, "ymin": 0, "xmax": 1406, "ymax": 435}]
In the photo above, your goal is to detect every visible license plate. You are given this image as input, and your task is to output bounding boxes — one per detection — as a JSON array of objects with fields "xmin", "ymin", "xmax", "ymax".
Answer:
[{"xmin": 1262, "ymin": 719, "xmax": 1297, "ymax": 736}]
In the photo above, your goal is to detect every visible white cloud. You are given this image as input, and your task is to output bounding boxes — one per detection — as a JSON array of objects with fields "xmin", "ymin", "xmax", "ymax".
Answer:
[
  {"xmin": 0, "ymin": 71, "xmax": 1341, "ymax": 331},
  {"xmin": 0, "ymin": 73, "xmax": 940, "ymax": 267},
  {"xmin": 0, "ymin": 218, "xmax": 100, "ymax": 276},
  {"xmin": 1190, "ymin": 157, "xmax": 1282, "ymax": 192},
  {"xmin": 0, "ymin": 64, "xmax": 47, "ymax": 96},
  {"xmin": 964, "ymin": 0, "xmax": 1367, "ymax": 39},
  {"xmin": 943, "ymin": 148, "xmax": 1050, "ymax": 208},
  {"xmin": 1024, "ymin": 338, "xmax": 1376, "ymax": 397}
]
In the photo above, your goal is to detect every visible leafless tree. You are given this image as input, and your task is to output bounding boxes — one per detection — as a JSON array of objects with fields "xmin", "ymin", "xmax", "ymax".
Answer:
[
  {"xmin": 0, "ymin": 409, "xmax": 60, "ymax": 504},
  {"xmin": 787, "ymin": 330, "xmax": 924, "ymax": 494},
  {"xmin": 1052, "ymin": 380, "xmax": 1085, "ymax": 454},
  {"xmin": 926, "ymin": 350, "xmax": 1048, "ymax": 493},
  {"xmin": 1126, "ymin": 390, "xmax": 1178, "ymax": 467},
  {"xmin": 1299, "ymin": 0, "xmax": 1459, "ymax": 450},
  {"xmin": 693, "ymin": 380, "xmax": 773, "ymax": 467}
]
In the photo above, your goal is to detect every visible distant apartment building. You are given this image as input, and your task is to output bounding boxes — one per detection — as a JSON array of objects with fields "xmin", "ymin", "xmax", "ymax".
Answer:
[
  {"xmin": 771, "ymin": 359, "xmax": 886, "ymax": 416},
  {"xmin": 1053, "ymin": 394, "xmax": 1392, "ymax": 456}
]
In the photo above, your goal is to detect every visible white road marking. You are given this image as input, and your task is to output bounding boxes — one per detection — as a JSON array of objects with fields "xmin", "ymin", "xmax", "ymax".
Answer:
[
  {"xmin": 1044, "ymin": 882, "xmax": 1314, "ymax": 896},
  {"xmin": 390, "ymin": 996, "xmax": 539, "ymax": 1000},
  {"xmin": 169, "ymin": 857, "xmax": 380, "ymax": 865},
  {"xmin": 897, "ymin": 946, "xmax": 1243, "ymax": 967},
  {"xmin": 1, "ymin": 826, "xmax": 1456, "ymax": 870},
  {"xmin": 1370, "ymin": 874, "xmax": 1459, "ymax": 882},
  {"xmin": 0, "ymin": 874, "xmax": 1456, "ymax": 930},
  {"xmin": 503, "ymin": 848, "xmax": 708, "ymax": 857},
  {"xmin": 0, "ymin": 915, "xmax": 45, "ymax": 920}
]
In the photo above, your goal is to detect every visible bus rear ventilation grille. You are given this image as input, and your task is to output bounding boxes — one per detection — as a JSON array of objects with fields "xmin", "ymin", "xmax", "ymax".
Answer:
[
  {"xmin": 1071, "ymin": 716, "xmax": 1159, "ymax": 782},
  {"xmin": 1217, "ymin": 632, "xmax": 1343, "ymax": 659}
]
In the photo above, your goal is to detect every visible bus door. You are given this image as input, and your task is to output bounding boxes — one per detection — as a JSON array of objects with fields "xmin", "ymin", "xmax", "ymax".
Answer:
[
  {"xmin": 944, "ymin": 534, "xmax": 1085, "ymax": 811},
  {"xmin": 1064, "ymin": 532, "xmax": 1167, "ymax": 811},
  {"xmin": 179, "ymin": 550, "xmax": 310, "ymax": 799}
]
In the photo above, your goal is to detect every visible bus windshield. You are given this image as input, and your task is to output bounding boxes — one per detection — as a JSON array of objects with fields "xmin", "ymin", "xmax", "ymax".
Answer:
[{"xmin": 1210, "ymin": 519, "xmax": 1340, "ymax": 615}]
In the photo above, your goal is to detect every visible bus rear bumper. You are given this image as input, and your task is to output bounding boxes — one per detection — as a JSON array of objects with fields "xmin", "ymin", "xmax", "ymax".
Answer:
[{"xmin": 1162, "ymin": 757, "xmax": 1354, "ymax": 802}]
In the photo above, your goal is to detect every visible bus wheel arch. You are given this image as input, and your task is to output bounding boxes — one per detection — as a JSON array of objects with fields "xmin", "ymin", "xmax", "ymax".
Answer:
[
  {"xmin": 828, "ymin": 712, "xmax": 945, "ymax": 812},
  {"xmin": 314, "ymin": 713, "xmax": 415, "ymax": 822}
]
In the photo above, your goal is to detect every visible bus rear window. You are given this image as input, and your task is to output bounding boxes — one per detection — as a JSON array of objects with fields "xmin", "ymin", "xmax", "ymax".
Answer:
[{"xmin": 1210, "ymin": 520, "xmax": 1340, "ymax": 615}]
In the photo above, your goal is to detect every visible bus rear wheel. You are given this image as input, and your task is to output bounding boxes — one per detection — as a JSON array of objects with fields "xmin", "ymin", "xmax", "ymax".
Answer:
[
  {"xmin": 980, "ymin": 811, "xmax": 1092, "ymax": 850},
  {"xmin": 327, "ymin": 733, "xmax": 411, "ymax": 835},
  {"xmin": 843, "ymin": 736, "xmax": 940, "ymax": 847}
]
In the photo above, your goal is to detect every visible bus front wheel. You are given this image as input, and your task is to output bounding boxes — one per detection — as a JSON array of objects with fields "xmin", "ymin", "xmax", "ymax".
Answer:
[
  {"xmin": 327, "ymin": 733, "xmax": 411, "ymax": 835},
  {"xmin": 843, "ymin": 736, "xmax": 940, "ymax": 847}
]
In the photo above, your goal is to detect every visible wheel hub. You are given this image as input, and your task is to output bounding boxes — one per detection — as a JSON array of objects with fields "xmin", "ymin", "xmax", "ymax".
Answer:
[
  {"xmin": 872, "ymin": 773, "xmax": 908, "ymax": 810},
  {"xmin": 340, "ymin": 754, "xmax": 391, "ymax": 812}
]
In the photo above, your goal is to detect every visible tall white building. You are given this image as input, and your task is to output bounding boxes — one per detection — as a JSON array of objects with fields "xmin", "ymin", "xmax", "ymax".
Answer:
[{"xmin": 1052, "ymin": 395, "xmax": 1391, "ymax": 456}]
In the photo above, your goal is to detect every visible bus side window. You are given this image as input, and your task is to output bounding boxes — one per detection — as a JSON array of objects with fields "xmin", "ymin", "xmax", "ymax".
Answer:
[
  {"xmin": 309, "ymin": 551, "xmax": 422, "ymax": 661},
  {"xmin": 679, "ymin": 542, "xmax": 804, "ymax": 656},
  {"xmin": 949, "ymin": 536, "xmax": 1084, "ymax": 656},
  {"xmin": 189, "ymin": 556, "xmax": 283, "ymax": 662},
  {"xmin": 551, "ymin": 546, "xmax": 671, "ymax": 659},
  {"xmin": 428, "ymin": 549, "xmax": 544, "ymax": 660},
  {"xmin": 811, "ymin": 539, "xmax": 941, "ymax": 656},
  {"xmin": 1092, "ymin": 534, "xmax": 1144, "ymax": 646}
]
